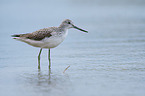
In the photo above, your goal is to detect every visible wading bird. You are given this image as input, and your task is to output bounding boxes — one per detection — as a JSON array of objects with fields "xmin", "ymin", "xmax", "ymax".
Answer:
[{"xmin": 12, "ymin": 19, "xmax": 88, "ymax": 70}]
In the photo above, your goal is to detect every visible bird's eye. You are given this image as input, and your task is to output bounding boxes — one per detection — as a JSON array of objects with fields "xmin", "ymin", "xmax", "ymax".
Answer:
[{"xmin": 68, "ymin": 22, "xmax": 71, "ymax": 24}]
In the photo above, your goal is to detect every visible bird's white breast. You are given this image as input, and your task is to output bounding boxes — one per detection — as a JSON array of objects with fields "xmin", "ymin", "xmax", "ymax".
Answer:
[{"xmin": 41, "ymin": 31, "xmax": 68, "ymax": 48}]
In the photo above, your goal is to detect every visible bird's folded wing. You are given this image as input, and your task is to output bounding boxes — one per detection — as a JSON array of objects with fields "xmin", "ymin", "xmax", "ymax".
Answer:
[{"xmin": 15, "ymin": 28, "xmax": 54, "ymax": 41}]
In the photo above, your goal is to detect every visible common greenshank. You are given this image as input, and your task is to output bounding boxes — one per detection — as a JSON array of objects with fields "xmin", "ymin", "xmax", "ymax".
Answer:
[{"xmin": 12, "ymin": 19, "xmax": 88, "ymax": 70}]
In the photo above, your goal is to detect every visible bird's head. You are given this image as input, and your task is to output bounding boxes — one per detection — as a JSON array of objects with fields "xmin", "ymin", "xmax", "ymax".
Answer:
[{"xmin": 60, "ymin": 19, "xmax": 88, "ymax": 33}]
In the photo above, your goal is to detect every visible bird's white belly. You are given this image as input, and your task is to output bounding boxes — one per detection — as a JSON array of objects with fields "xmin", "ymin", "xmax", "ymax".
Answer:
[{"xmin": 42, "ymin": 36, "xmax": 65, "ymax": 48}]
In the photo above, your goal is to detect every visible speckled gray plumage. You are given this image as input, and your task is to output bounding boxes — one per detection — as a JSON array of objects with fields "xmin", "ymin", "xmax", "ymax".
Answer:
[{"xmin": 12, "ymin": 27, "xmax": 62, "ymax": 40}]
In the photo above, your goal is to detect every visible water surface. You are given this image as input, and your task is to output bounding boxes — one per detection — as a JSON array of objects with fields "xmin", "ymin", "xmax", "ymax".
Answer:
[{"xmin": 0, "ymin": 0, "xmax": 145, "ymax": 96}]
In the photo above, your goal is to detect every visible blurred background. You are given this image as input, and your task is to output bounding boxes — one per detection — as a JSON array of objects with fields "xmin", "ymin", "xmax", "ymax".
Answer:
[{"xmin": 0, "ymin": 0, "xmax": 145, "ymax": 96}]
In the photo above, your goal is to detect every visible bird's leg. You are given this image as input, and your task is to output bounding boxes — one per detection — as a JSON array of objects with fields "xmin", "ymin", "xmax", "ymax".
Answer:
[
  {"xmin": 38, "ymin": 48, "xmax": 42, "ymax": 69},
  {"xmin": 48, "ymin": 48, "xmax": 51, "ymax": 73}
]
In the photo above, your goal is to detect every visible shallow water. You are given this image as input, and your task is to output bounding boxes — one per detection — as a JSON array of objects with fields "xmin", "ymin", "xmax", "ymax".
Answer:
[{"xmin": 0, "ymin": 0, "xmax": 145, "ymax": 96}]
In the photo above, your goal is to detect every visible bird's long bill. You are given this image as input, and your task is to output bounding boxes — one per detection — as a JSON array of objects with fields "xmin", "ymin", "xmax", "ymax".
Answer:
[{"xmin": 72, "ymin": 25, "xmax": 88, "ymax": 33}]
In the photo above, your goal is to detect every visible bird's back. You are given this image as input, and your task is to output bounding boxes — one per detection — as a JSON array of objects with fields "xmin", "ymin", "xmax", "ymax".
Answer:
[{"xmin": 12, "ymin": 27, "xmax": 59, "ymax": 40}]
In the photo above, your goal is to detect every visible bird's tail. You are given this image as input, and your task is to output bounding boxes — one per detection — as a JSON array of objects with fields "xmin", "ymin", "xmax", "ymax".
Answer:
[
  {"xmin": 11, "ymin": 34, "xmax": 20, "ymax": 37},
  {"xmin": 11, "ymin": 34, "xmax": 22, "ymax": 39}
]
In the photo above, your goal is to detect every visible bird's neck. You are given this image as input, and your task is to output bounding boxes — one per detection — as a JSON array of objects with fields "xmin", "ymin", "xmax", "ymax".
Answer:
[{"xmin": 58, "ymin": 24, "xmax": 68, "ymax": 32}]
